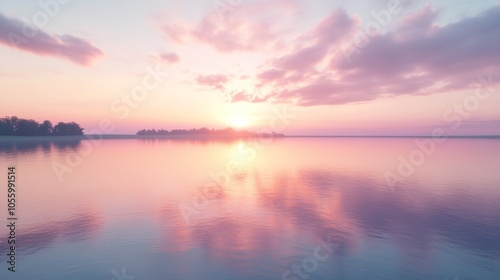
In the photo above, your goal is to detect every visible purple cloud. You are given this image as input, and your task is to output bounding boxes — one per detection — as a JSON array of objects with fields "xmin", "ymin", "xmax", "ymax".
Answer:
[
  {"xmin": 159, "ymin": 52, "xmax": 180, "ymax": 64},
  {"xmin": 237, "ymin": 5, "xmax": 500, "ymax": 106},
  {"xmin": 0, "ymin": 12, "xmax": 103, "ymax": 65}
]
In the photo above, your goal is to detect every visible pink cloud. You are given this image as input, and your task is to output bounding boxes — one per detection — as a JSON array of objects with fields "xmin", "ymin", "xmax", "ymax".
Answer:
[
  {"xmin": 0, "ymin": 12, "xmax": 103, "ymax": 65},
  {"xmin": 195, "ymin": 74, "xmax": 229, "ymax": 90},
  {"xmin": 270, "ymin": 9, "xmax": 356, "ymax": 73},
  {"xmin": 398, "ymin": 5, "xmax": 439, "ymax": 39},
  {"xmin": 227, "ymin": 90, "xmax": 270, "ymax": 103},
  {"xmin": 162, "ymin": 0, "xmax": 300, "ymax": 52},
  {"xmin": 231, "ymin": 5, "xmax": 500, "ymax": 106},
  {"xmin": 159, "ymin": 52, "xmax": 180, "ymax": 64},
  {"xmin": 162, "ymin": 23, "xmax": 188, "ymax": 44},
  {"xmin": 257, "ymin": 69, "xmax": 285, "ymax": 81}
]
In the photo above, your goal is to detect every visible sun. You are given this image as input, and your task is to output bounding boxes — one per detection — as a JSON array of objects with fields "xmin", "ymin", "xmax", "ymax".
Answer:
[{"xmin": 228, "ymin": 116, "xmax": 252, "ymax": 129}]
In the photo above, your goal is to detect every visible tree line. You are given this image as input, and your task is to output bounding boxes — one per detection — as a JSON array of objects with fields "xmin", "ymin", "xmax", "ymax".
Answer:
[
  {"xmin": 137, "ymin": 127, "xmax": 284, "ymax": 137},
  {"xmin": 0, "ymin": 116, "xmax": 84, "ymax": 136},
  {"xmin": 137, "ymin": 127, "xmax": 253, "ymax": 136}
]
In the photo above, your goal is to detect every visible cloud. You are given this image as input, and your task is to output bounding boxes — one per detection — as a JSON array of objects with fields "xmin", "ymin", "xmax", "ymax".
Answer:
[
  {"xmin": 195, "ymin": 74, "xmax": 229, "ymax": 90},
  {"xmin": 162, "ymin": 0, "xmax": 300, "ymax": 53},
  {"xmin": 257, "ymin": 69, "xmax": 286, "ymax": 82},
  {"xmin": 0, "ymin": 12, "xmax": 103, "ymax": 65},
  {"xmin": 159, "ymin": 52, "xmax": 180, "ymax": 64},
  {"xmin": 273, "ymin": 9, "xmax": 354, "ymax": 72},
  {"xmin": 230, "ymin": 5, "xmax": 500, "ymax": 106}
]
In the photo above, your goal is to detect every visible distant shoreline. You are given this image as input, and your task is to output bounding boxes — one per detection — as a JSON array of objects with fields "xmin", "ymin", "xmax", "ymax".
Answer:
[
  {"xmin": 0, "ymin": 134, "xmax": 283, "ymax": 142},
  {"xmin": 1, "ymin": 134, "xmax": 500, "ymax": 142}
]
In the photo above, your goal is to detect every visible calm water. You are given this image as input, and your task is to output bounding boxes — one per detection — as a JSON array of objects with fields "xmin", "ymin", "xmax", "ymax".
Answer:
[{"xmin": 0, "ymin": 137, "xmax": 499, "ymax": 280}]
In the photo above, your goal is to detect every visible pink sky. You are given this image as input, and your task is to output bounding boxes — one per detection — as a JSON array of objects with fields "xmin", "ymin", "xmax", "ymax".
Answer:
[{"xmin": 0, "ymin": 0, "xmax": 499, "ymax": 135}]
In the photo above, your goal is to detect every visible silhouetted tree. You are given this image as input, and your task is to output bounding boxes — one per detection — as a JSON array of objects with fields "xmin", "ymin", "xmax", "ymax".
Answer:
[
  {"xmin": 0, "ymin": 117, "xmax": 84, "ymax": 136},
  {"xmin": 0, "ymin": 117, "xmax": 15, "ymax": 135},
  {"xmin": 134, "ymin": 127, "xmax": 276, "ymax": 137},
  {"xmin": 38, "ymin": 120, "xmax": 53, "ymax": 136},
  {"xmin": 15, "ymin": 119, "xmax": 39, "ymax": 136},
  {"xmin": 137, "ymin": 129, "xmax": 148, "ymax": 135},
  {"xmin": 53, "ymin": 122, "xmax": 84, "ymax": 136}
]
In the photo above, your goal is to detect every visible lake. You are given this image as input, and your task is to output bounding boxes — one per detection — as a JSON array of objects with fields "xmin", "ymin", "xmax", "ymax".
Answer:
[{"xmin": 0, "ymin": 137, "xmax": 499, "ymax": 280}]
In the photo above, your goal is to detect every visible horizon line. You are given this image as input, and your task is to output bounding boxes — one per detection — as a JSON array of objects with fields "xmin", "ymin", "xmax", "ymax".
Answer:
[{"xmin": 1, "ymin": 134, "xmax": 500, "ymax": 139}]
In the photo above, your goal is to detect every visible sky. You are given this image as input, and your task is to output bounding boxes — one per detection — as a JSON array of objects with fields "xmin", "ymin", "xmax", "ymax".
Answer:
[{"xmin": 0, "ymin": 0, "xmax": 499, "ymax": 136}]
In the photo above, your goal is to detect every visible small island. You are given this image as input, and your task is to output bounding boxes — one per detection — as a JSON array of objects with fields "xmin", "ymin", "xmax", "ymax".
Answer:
[
  {"xmin": 0, "ymin": 116, "xmax": 83, "ymax": 136},
  {"xmin": 136, "ymin": 127, "xmax": 285, "ymax": 138}
]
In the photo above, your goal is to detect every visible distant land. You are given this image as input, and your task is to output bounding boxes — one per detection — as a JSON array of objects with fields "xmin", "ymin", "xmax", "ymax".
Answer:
[
  {"xmin": 0, "ymin": 116, "xmax": 83, "ymax": 136},
  {"xmin": 136, "ymin": 127, "xmax": 284, "ymax": 138},
  {"xmin": 0, "ymin": 116, "xmax": 284, "ymax": 139}
]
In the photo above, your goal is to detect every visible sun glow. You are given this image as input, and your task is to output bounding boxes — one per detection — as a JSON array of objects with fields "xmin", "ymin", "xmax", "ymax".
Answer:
[{"xmin": 228, "ymin": 116, "xmax": 253, "ymax": 129}]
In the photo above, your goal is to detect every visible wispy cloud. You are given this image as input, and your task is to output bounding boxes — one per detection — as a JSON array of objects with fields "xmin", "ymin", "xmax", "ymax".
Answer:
[
  {"xmin": 159, "ymin": 52, "xmax": 180, "ymax": 64},
  {"xmin": 0, "ymin": 12, "xmax": 103, "ymax": 65},
  {"xmin": 161, "ymin": 0, "xmax": 300, "ymax": 53},
  {"xmin": 168, "ymin": 4, "xmax": 500, "ymax": 106},
  {"xmin": 195, "ymin": 73, "xmax": 229, "ymax": 90}
]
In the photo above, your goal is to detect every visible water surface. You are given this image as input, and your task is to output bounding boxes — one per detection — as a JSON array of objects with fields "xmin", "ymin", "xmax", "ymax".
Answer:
[{"xmin": 0, "ymin": 138, "xmax": 499, "ymax": 280}]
